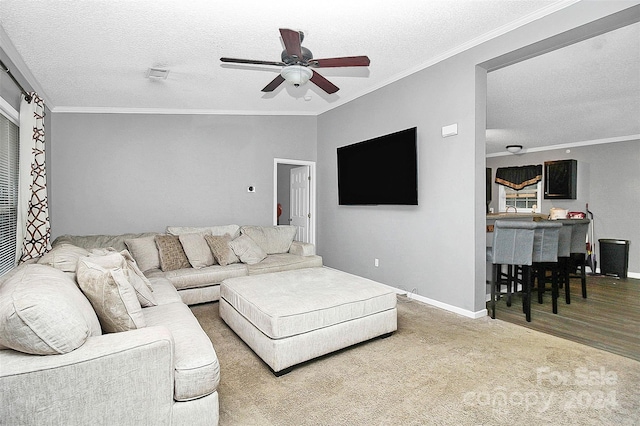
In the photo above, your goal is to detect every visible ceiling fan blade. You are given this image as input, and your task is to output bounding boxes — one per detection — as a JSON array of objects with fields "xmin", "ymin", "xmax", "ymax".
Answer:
[
  {"xmin": 262, "ymin": 74, "xmax": 286, "ymax": 92},
  {"xmin": 279, "ymin": 28, "xmax": 303, "ymax": 59},
  {"xmin": 310, "ymin": 70, "xmax": 339, "ymax": 94},
  {"xmin": 220, "ymin": 57, "xmax": 285, "ymax": 67},
  {"xmin": 310, "ymin": 56, "xmax": 370, "ymax": 68}
]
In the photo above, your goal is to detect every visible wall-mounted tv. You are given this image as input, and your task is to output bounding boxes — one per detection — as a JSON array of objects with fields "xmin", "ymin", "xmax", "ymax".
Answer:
[{"xmin": 337, "ymin": 127, "xmax": 418, "ymax": 205}]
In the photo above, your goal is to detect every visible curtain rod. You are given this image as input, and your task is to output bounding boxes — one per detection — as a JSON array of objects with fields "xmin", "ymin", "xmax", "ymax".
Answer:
[{"xmin": 0, "ymin": 59, "xmax": 32, "ymax": 103}]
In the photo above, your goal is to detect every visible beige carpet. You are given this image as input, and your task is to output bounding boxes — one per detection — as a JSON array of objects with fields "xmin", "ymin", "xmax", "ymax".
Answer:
[{"xmin": 191, "ymin": 296, "xmax": 640, "ymax": 425}]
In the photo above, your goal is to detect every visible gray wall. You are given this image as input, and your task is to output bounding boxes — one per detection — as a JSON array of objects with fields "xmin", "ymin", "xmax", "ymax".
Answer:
[
  {"xmin": 49, "ymin": 113, "xmax": 316, "ymax": 237},
  {"xmin": 5, "ymin": 1, "xmax": 634, "ymax": 315},
  {"xmin": 316, "ymin": 1, "xmax": 634, "ymax": 315},
  {"xmin": 487, "ymin": 140, "xmax": 640, "ymax": 275}
]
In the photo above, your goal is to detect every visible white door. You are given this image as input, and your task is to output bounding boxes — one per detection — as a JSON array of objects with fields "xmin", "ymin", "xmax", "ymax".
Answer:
[{"xmin": 290, "ymin": 166, "xmax": 310, "ymax": 243}]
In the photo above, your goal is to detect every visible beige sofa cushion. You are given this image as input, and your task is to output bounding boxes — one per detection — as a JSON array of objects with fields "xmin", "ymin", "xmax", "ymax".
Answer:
[
  {"xmin": 76, "ymin": 258, "xmax": 146, "ymax": 333},
  {"xmin": 144, "ymin": 302, "xmax": 221, "ymax": 401},
  {"xmin": 240, "ymin": 225, "xmax": 297, "ymax": 254},
  {"xmin": 125, "ymin": 235, "xmax": 160, "ymax": 272},
  {"xmin": 247, "ymin": 253, "xmax": 323, "ymax": 275},
  {"xmin": 0, "ymin": 264, "xmax": 101, "ymax": 355},
  {"xmin": 167, "ymin": 225, "xmax": 241, "ymax": 239},
  {"xmin": 146, "ymin": 263, "xmax": 247, "ymax": 291},
  {"xmin": 147, "ymin": 277, "xmax": 183, "ymax": 305},
  {"xmin": 37, "ymin": 243, "xmax": 89, "ymax": 272},
  {"xmin": 229, "ymin": 234, "xmax": 267, "ymax": 265},
  {"xmin": 288, "ymin": 241, "xmax": 316, "ymax": 257},
  {"xmin": 155, "ymin": 235, "xmax": 191, "ymax": 272},
  {"xmin": 179, "ymin": 233, "xmax": 216, "ymax": 269},
  {"xmin": 54, "ymin": 232, "xmax": 158, "ymax": 252},
  {"xmin": 204, "ymin": 234, "xmax": 239, "ymax": 266}
]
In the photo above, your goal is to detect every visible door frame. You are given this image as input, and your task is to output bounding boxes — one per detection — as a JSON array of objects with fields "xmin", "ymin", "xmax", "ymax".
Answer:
[{"xmin": 273, "ymin": 158, "xmax": 316, "ymax": 246}]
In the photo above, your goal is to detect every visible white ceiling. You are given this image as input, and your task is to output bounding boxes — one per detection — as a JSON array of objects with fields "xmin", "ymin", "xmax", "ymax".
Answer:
[{"xmin": 1, "ymin": 0, "xmax": 638, "ymax": 153}]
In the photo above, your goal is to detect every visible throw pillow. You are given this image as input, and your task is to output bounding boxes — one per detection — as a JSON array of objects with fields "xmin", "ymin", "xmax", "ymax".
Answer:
[
  {"xmin": 155, "ymin": 234, "xmax": 191, "ymax": 272},
  {"xmin": 124, "ymin": 235, "xmax": 160, "ymax": 272},
  {"xmin": 179, "ymin": 232, "xmax": 216, "ymax": 268},
  {"xmin": 76, "ymin": 258, "xmax": 146, "ymax": 333},
  {"xmin": 204, "ymin": 234, "xmax": 239, "ymax": 266},
  {"xmin": 86, "ymin": 250, "xmax": 156, "ymax": 308},
  {"xmin": 119, "ymin": 249, "xmax": 155, "ymax": 293},
  {"xmin": 229, "ymin": 234, "xmax": 268, "ymax": 265},
  {"xmin": 0, "ymin": 264, "xmax": 102, "ymax": 355},
  {"xmin": 240, "ymin": 225, "xmax": 297, "ymax": 254},
  {"xmin": 37, "ymin": 243, "xmax": 90, "ymax": 272}
]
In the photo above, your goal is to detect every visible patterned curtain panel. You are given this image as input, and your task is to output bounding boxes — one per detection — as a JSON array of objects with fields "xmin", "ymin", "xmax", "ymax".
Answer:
[
  {"xmin": 16, "ymin": 92, "xmax": 51, "ymax": 262},
  {"xmin": 494, "ymin": 164, "xmax": 542, "ymax": 190}
]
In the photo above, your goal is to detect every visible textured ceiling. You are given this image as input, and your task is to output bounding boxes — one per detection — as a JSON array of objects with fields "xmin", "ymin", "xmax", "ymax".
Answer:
[
  {"xmin": 1, "ymin": 1, "xmax": 638, "ymax": 154},
  {"xmin": 1, "ymin": 0, "xmax": 560, "ymax": 114},
  {"xmin": 487, "ymin": 21, "xmax": 640, "ymax": 154}
]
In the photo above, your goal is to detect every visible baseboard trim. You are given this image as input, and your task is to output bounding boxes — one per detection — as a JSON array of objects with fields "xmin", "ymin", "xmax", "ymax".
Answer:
[
  {"xmin": 323, "ymin": 266, "xmax": 488, "ymax": 319},
  {"xmin": 406, "ymin": 292, "xmax": 488, "ymax": 319}
]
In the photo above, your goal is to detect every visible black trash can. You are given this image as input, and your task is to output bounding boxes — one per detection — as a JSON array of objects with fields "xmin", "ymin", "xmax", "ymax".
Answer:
[{"xmin": 598, "ymin": 239, "xmax": 630, "ymax": 278}]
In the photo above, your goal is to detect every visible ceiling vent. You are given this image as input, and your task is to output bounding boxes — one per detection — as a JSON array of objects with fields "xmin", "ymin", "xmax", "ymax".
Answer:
[{"xmin": 146, "ymin": 68, "xmax": 170, "ymax": 79}]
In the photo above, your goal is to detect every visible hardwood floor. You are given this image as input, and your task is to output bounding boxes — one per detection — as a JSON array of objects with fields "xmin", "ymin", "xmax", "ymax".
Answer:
[{"xmin": 490, "ymin": 274, "xmax": 640, "ymax": 362}]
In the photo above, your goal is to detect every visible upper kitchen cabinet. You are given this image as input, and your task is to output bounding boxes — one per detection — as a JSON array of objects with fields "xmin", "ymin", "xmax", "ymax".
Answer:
[{"xmin": 544, "ymin": 159, "xmax": 577, "ymax": 199}]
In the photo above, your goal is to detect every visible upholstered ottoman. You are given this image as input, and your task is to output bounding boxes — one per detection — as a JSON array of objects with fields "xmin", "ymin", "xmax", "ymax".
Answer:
[{"xmin": 219, "ymin": 267, "xmax": 398, "ymax": 375}]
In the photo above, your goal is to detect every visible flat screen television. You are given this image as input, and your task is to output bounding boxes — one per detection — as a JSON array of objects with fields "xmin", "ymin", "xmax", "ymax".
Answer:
[{"xmin": 337, "ymin": 127, "xmax": 418, "ymax": 205}]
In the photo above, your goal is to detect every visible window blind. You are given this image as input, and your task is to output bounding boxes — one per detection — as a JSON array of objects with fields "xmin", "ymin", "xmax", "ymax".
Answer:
[{"xmin": 0, "ymin": 112, "xmax": 19, "ymax": 276}]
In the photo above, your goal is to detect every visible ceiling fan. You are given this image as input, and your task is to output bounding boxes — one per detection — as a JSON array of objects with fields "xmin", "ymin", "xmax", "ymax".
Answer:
[{"xmin": 220, "ymin": 28, "xmax": 370, "ymax": 94}]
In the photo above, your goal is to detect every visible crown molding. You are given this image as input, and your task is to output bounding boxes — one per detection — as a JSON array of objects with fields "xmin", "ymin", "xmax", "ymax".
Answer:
[
  {"xmin": 51, "ymin": 106, "xmax": 318, "ymax": 116},
  {"xmin": 486, "ymin": 134, "xmax": 640, "ymax": 158}
]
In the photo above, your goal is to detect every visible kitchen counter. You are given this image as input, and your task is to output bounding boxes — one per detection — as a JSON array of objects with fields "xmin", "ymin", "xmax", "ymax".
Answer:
[{"xmin": 486, "ymin": 213, "xmax": 548, "ymax": 220}]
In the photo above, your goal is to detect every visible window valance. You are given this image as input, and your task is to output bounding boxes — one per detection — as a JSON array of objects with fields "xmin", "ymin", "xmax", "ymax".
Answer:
[{"xmin": 495, "ymin": 164, "xmax": 542, "ymax": 190}]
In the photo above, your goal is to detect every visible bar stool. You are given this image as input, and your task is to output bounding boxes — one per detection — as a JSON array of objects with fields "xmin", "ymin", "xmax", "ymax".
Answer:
[
  {"xmin": 537, "ymin": 222, "xmax": 572, "ymax": 307},
  {"xmin": 563, "ymin": 219, "xmax": 591, "ymax": 299},
  {"xmin": 530, "ymin": 221, "xmax": 562, "ymax": 313},
  {"xmin": 488, "ymin": 220, "xmax": 536, "ymax": 322}
]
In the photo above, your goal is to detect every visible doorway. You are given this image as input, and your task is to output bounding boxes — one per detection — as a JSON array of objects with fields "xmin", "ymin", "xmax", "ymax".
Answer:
[{"xmin": 273, "ymin": 158, "xmax": 316, "ymax": 245}]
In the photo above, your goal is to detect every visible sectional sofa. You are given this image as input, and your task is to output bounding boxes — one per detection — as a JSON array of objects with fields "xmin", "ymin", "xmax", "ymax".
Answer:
[
  {"xmin": 0, "ymin": 225, "xmax": 322, "ymax": 425},
  {"xmin": 55, "ymin": 224, "xmax": 322, "ymax": 305}
]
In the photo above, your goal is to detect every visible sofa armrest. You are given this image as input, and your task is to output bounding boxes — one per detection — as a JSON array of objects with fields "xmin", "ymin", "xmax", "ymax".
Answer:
[
  {"xmin": 289, "ymin": 241, "xmax": 315, "ymax": 256},
  {"xmin": 0, "ymin": 326, "xmax": 175, "ymax": 425}
]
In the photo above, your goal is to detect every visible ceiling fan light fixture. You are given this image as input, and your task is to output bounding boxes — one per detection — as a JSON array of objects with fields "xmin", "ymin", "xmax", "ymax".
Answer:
[
  {"xmin": 506, "ymin": 144, "xmax": 523, "ymax": 154},
  {"xmin": 280, "ymin": 65, "xmax": 312, "ymax": 87}
]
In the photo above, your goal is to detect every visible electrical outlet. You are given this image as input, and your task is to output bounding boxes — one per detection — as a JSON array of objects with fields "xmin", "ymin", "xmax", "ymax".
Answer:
[{"xmin": 374, "ymin": 258, "xmax": 379, "ymax": 267}]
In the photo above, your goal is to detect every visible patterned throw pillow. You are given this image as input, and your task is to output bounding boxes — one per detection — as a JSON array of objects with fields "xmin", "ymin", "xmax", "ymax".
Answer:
[
  {"xmin": 76, "ymin": 259, "xmax": 146, "ymax": 333},
  {"xmin": 204, "ymin": 234, "xmax": 239, "ymax": 266},
  {"xmin": 86, "ymin": 250, "xmax": 156, "ymax": 308},
  {"xmin": 155, "ymin": 235, "xmax": 191, "ymax": 272}
]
